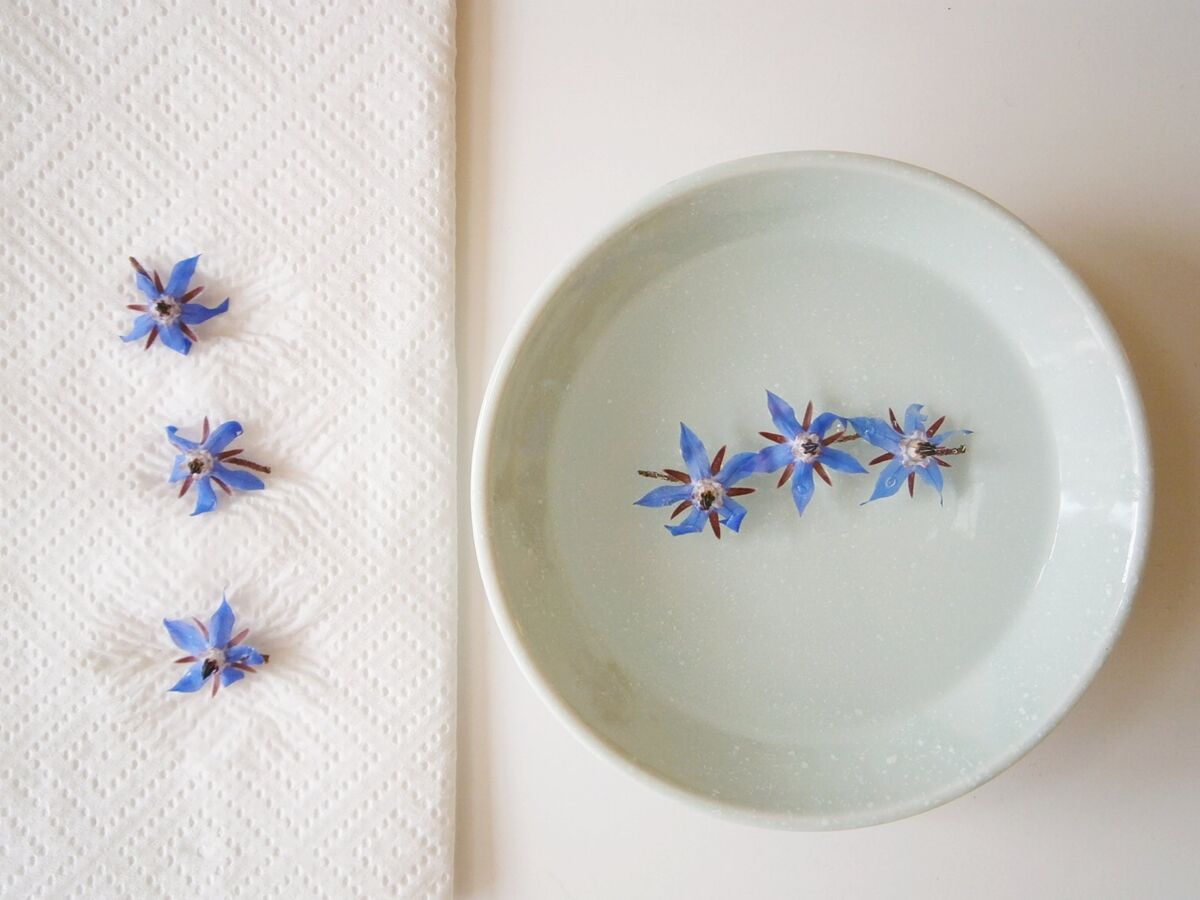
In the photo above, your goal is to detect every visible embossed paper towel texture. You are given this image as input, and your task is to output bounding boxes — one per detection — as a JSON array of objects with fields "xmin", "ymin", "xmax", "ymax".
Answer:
[{"xmin": 0, "ymin": 1, "xmax": 456, "ymax": 897}]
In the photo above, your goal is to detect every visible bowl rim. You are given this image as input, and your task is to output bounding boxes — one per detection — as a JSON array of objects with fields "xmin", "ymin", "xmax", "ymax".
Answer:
[{"xmin": 470, "ymin": 150, "xmax": 1153, "ymax": 830}]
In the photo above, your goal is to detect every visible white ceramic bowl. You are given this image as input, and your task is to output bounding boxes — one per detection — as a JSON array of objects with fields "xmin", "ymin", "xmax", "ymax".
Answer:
[{"xmin": 472, "ymin": 152, "xmax": 1151, "ymax": 829}]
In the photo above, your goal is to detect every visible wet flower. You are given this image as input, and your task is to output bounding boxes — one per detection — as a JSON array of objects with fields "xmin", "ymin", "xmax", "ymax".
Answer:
[
  {"xmin": 634, "ymin": 423, "xmax": 758, "ymax": 538},
  {"xmin": 121, "ymin": 255, "xmax": 229, "ymax": 354},
  {"xmin": 752, "ymin": 392, "xmax": 867, "ymax": 516},
  {"xmin": 166, "ymin": 418, "xmax": 271, "ymax": 516},
  {"xmin": 846, "ymin": 404, "xmax": 972, "ymax": 503},
  {"xmin": 164, "ymin": 596, "xmax": 268, "ymax": 697}
]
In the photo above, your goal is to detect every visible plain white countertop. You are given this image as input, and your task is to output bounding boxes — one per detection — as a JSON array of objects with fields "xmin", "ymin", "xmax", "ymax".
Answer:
[{"xmin": 454, "ymin": 2, "xmax": 1200, "ymax": 897}]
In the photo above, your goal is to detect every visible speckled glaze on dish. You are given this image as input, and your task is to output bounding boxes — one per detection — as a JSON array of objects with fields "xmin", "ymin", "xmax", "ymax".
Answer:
[{"xmin": 472, "ymin": 152, "xmax": 1151, "ymax": 829}]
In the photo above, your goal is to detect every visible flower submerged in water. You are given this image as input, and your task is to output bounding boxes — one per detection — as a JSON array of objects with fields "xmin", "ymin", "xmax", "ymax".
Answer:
[
  {"xmin": 166, "ymin": 418, "xmax": 271, "ymax": 516},
  {"xmin": 121, "ymin": 255, "xmax": 229, "ymax": 354},
  {"xmin": 752, "ymin": 392, "xmax": 867, "ymax": 516},
  {"xmin": 164, "ymin": 596, "xmax": 268, "ymax": 697},
  {"xmin": 635, "ymin": 423, "xmax": 758, "ymax": 538},
  {"xmin": 846, "ymin": 404, "xmax": 973, "ymax": 503}
]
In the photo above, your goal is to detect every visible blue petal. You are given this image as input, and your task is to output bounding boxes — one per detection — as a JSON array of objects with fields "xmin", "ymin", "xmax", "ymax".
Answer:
[
  {"xmin": 753, "ymin": 442, "xmax": 794, "ymax": 474},
  {"xmin": 931, "ymin": 428, "xmax": 973, "ymax": 446},
  {"xmin": 916, "ymin": 463, "xmax": 944, "ymax": 500},
  {"xmin": 136, "ymin": 272, "xmax": 160, "ymax": 299},
  {"xmin": 203, "ymin": 420, "xmax": 243, "ymax": 453},
  {"xmin": 220, "ymin": 666, "xmax": 245, "ymax": 687},
  {"xmin": 169, "ymin": 661, "xmax": 209, "ymax": 693},
  {"xmin": 165, "ymin": 255, "xmax": 200, "ymax": 297},
  {"xmin": 163, "ymin": 618, "xmax": 208, "ymax": 654},
  {"xmin": 864, "ymin": 458, "xmax": 907, "ymax": 503},
  {"xmin": 847, "ymin": 417, "xmax": 902, "ymax": 452},
  {"xmin": 666, "ymin": 507, "xmax": 707, "ymax": 536},
  {"xmin": 226, "ymin": 644, "xmax": 265, "ymax": 665},
  {"xmin": 213, "ymin": 463, "xmax": 265, "ymax": 492},
  {"xmin": 180, "ymin": 297, "xmax": 229, "ymax": 325},
  {"xmin": 809, "ymin": 411, "xmax": 839, "ymax": 438},
  {"xmin": 720, "ymin": 497, "xmax": 747, "ymax": 532},
  {"xmin": 765, "ymin": 391, "xmax": 801, "ymax": 438},
  {"xmin": 819, "ymin": 446, "xmax": 868, "ymax": 474},
  {"xmin": 678, "ymin": 423, "xmax": 711, "ymax": 480},
  {"xmin": 120, "ymin": 314, "xmax": 155, "ymax": 342},
  {"xmin": 634, "ymin": 484, "xmax": 692, "ymax": 507},
  {"xmin": 191, "ymin": 477, "xmax": 218, "ymax": 515},
  {"xmin": 209, "ymin": 597, "xmax": 235, "ymax": 648},
  {"xmin": 169, "ymin": 454, "xmax": 187, "ymax": 483},
  {"xmin": 790, "ymin": 463, "xmax": 815, "ymax": 516},
  {"xmin": 715, "ymin": 451, "xmax": 759, "ymax": 486},
  {"xmin": 157, "ymin": 323, "xmax": 192, "ymax": 355},
  {"xmin": 165, "ymin": 425, "xmax": 198, "ymax": 450},
  {"xmin": 903, "ymin": 403, "xmax": 927, "ymax": 434}
]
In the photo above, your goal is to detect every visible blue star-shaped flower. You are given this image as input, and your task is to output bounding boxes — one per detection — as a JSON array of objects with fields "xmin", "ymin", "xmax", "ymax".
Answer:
[
  {"xmin": 846, "ymin": 403, "xmax": 973, "ymax": 503},
  {"xmin": 164, "ymin": 596, "xmax": 268, "ymax": 697},
  {"xmin": 121, "ymin": 255, "xmax": 229, "ymax": 355},
  {"xmin": 751, "ymin": 392, "xmax": 867, "ymax": 516},
  {"xmin": 634, "ymin": 423, "xmax": 759, "ymax": 538},
  {"xmin": 167, "ymin": 418, "xmax": 271, "ymax": 516}
]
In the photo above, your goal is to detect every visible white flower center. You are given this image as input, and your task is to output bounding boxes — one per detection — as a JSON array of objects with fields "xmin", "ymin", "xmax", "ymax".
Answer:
[
  {"xmin": 898, "ymin": 431, "xmax": 934, "ymax": 467},
  {"xmin": 692, "ymin": 478, "xmax": 725, "ymax": 511},
  {"xmin": 791, "ymin": 432, "xmax": 822, "ymax": 463},
  {"xmin": 184, "ymin": 449, "xmax": 214, "ymax": 477},
  {"xmin": 150, "ymin": 294, "xmax": 182, "ymax": 324}
]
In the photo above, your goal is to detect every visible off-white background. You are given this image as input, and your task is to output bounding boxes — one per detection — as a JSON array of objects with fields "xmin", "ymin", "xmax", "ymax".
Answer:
[{"xmin": 455, "ymin": 2, "xmax": 1200, "ymax": 896}]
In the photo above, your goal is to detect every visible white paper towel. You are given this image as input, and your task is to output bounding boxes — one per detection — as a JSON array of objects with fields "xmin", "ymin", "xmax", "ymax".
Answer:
[{"xmin": 0, "ymin": 1, "xmax": 456, "ymax": 896}]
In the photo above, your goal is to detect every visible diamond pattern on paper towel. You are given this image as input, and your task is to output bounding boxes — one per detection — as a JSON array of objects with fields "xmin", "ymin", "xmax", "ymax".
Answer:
[{"xmin": 0, "ymin": 1, "xmax": 456, "ymax": 897}]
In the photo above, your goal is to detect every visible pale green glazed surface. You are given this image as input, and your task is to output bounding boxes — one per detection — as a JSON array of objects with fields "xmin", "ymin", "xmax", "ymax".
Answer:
[{"xmin": 473, "ymin": 152, "xmax": 1150, "ymax": 829}]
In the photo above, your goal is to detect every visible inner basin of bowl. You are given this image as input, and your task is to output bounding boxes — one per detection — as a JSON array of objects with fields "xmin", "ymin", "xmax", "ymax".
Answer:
[{"xmin": 479, "ymin": 155, "xmax": 1145, "ymax": 827}]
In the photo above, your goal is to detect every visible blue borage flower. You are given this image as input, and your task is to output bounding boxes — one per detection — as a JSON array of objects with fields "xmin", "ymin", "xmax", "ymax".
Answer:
[
  {"xmin": 167, "ymin": 418, "xmax": 271, "ymax": 516},
  {"xmin": 635, "ymin": 423, "xmax": 758, "ymax": 538},
  {"xmin": 846, "ymin": 404, "xmax": 973, "ymax": 503},
  {"xmin": 122, "ymin": 255, "xmax": 229, "ymax": 354},
  {"xmin": 164, "ymin": 596, "xmax": 268, "ymax": 697},
  {"xmin": 752, "ymin": 392, "xmax": 867, "ymax": 516}
]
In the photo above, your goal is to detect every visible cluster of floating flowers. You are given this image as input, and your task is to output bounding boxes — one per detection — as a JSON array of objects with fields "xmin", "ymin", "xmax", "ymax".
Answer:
[{"xmin": 635, "ymin": 392, "xmax": 972, "ymax": 539}]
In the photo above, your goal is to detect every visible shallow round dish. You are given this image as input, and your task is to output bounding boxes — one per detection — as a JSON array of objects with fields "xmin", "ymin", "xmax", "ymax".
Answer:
[{"xmin": 472, "ymin": 152, "xmax": 1150, "ymax": 829}]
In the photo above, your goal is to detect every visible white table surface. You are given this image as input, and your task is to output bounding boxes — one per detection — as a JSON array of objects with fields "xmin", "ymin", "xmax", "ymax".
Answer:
[{"xmin": 454, "ymin": 2, "xmax": 1200, "ymax": 896}]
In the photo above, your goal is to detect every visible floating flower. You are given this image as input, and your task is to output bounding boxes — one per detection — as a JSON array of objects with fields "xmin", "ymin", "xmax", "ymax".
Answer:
[
  {"xmin": 166, "ymin": 418, "xmax": 271, "ymax": 516},
  {"xmin": 846, "ymin": 404, "xmax": 972, "ymax": 503},
  {"xmin": 164, "ymin": 596, "xmax": 268, "ymax": 697},
  {"xmin": 121, "ymin": 255, "xmax": 229, "ymax": 354},
  {"xmin": 752, "ymin": 392, "xmax": 867, "ymax": 516},
  {"xmin": 635, "ymin": 423, "xmax": 759, "ymax": 538}
]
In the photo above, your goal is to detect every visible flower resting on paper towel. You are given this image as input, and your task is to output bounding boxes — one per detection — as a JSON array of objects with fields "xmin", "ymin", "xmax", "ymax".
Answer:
[
  {"xmin": 121, "ymin": 255, "xmax": 229, "ymax": 354},
  {"xmin": 751, "ymin": 392, "xmax": 868, "ymax": 517},
  {"xmin": 166, "ymin": 418, "xmax": 271, "ymax": 516},
  {"xmin": 164, "ymin": 596, "xmax": 268, "ymax": 697},
  {"xmin": 634, "ymin": 423, "xmax": 758, "ymax": 539},
  {"xmin": 846, "ymin": 404, "xmax": 973, "ymax": 504}
]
